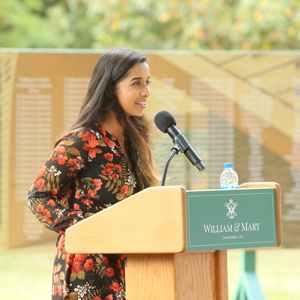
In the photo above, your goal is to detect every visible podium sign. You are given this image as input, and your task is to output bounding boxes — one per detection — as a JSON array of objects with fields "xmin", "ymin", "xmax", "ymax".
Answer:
[{"xmin": 186, "ymin": 188, "xmax": 278, "ymax": 251}]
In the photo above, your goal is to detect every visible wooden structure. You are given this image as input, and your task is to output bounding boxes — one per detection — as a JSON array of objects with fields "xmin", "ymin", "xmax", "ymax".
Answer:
[
  {"xmin": 232, "ymin": 182, "xmax": 281, "ymax": 300},
  {"xmin": 65, "ymin": 186, "xmax": 228, "ymax": 300}
]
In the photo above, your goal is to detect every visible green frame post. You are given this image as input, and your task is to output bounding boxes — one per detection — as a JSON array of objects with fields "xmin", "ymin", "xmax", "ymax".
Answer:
[{"xmin": 232, "ymin": 250, "xmax": 264, "ymax": 300}]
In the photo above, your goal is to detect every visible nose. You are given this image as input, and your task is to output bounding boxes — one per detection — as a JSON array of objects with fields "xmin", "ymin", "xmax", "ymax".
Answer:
[{"xmin": 141, "ymin": 84, "xmax": 150, "ymax": 97}]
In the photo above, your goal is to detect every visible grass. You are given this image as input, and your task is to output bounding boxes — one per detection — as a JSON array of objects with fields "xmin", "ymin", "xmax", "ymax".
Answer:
[
  {"xmin": 0, "ymin": 242, "xmax": 299, "ymax": 299},
  {"xmin": 0, "ymin": 241, "xmax": 55, "ymax": 300},
  {"xmin": 228, "ymin": 248, "xmax": 300, "ymax": 299}
]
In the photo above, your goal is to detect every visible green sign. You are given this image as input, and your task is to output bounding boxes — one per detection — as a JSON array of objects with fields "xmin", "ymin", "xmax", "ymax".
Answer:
[{"xmin": 186, "ymin": 188, "xmax": 277, "ymax": 251}]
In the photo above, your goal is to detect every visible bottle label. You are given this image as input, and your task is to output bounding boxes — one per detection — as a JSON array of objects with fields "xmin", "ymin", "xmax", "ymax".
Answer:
[{"xmin": 221, "ymin": 186, "xmax": 239, "ymax": 189}]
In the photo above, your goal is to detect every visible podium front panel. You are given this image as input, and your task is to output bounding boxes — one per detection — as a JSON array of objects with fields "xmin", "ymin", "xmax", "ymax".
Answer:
[{"xmin": 186, "ymin": 188, "xmax": 278, "ymax": 251}]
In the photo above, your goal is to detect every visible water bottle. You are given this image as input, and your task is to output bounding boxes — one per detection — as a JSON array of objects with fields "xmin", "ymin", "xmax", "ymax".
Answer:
[{"xmin": 220, "ymin": 163, "xmax": 239, "ymax": 189}]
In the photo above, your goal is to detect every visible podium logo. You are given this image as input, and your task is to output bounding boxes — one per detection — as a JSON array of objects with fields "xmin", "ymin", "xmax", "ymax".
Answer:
[{"xmin": 225, "ymin": 199, "xmax": 238, "ymax": 219}]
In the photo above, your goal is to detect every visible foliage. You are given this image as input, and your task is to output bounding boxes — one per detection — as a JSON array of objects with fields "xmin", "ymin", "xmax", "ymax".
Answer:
[{"xmin": 0, "ymin": 0, "xmax": 300, "ymax": 50}]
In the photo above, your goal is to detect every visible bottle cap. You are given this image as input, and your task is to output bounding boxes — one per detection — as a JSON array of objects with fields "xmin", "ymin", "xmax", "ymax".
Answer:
[{"xmin": 224, "ymin": 163, "xmax": 233, "ymax": 168}]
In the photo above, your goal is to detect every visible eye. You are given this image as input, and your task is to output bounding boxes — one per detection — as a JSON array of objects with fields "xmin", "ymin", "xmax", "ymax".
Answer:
[
  {"xmin": 146, "ymin": 80, "xmax": 151, "ymax": 86},
  {"xmin": 133, "ymin": 81, "xmax": 140, "ymax": 86}
]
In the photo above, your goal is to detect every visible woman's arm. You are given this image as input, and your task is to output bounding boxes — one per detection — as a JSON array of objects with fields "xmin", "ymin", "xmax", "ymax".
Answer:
[{"xmin": 27, "ymin": 130, "xmax": 89, "ymax": 234}]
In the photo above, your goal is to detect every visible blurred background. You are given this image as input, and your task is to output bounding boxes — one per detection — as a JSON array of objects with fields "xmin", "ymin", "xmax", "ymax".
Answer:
[
  {"xmin": 0, "ymin": 0, "xmax": 300, "ymax": 299},
  {"xmin": 1, "ymin": 0, "xmax": 300, "ymax": 50}
]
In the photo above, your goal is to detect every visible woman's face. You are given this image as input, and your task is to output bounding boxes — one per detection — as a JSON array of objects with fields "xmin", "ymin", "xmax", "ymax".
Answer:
[{"xmin": 115, "ymin": 61, "xmax": 151, "ymax": 117}]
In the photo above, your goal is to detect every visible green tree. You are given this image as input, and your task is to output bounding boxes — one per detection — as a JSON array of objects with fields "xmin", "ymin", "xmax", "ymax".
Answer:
[
  {"xmin": 0, "ymin": 0, "xmax": 67, "ymax": 47},
  {"xmin": 1, "ymin": 0, "xmax": 300, "ymax": 50}
]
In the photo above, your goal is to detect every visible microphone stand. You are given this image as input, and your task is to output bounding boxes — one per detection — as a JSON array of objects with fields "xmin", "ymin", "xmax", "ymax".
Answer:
[
  {"xmin": 160, "ymin": 143, "xmax": 180, "ymax": 186},
  {"xmin": 160, "ymin": 132, "xmax": 205, "ymax": 186},
  {"xmin": 160, "ymin": 130, "xmax": 191, "ymax": 186}
]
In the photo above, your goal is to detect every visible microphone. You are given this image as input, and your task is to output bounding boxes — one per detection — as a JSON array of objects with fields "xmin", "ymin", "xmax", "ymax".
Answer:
[{"xmin": 154, "ymin": 111, "xmax": 205, "ymax": 172}]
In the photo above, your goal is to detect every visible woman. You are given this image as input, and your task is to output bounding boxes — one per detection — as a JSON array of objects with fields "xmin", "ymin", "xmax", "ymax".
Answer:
[{"xmin": 27, "ymin": 48, "xmax": 159, "ymax": 300}]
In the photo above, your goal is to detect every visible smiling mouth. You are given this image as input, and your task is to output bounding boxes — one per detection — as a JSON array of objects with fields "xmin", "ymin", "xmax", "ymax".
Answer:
[{"xmin": 136, "ymin": 102, "xmax": 147, "ymax": 107}]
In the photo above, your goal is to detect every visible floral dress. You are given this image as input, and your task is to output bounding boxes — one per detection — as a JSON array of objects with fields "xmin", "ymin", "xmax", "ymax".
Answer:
[{"xmin": 27, "ymin": 125, "xmax": 138, "ymax": 300}]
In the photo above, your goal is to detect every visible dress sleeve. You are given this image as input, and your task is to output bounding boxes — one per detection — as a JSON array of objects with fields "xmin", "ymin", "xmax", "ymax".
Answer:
[{"xmin": 27, "ymin": 130, "xmax": 89, "ymax": 234}]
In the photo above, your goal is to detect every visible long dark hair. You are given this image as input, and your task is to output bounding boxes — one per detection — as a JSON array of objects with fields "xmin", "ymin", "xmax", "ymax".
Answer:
[{"xmin": 59, "ymin": 48, "xmax": 159, "ymax": 190}]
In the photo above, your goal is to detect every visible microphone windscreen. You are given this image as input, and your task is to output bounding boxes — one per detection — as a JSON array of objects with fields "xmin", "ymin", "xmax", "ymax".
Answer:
[{"xmin": 154, "ymin": 111, "xmax": 176, "ymax": 133}]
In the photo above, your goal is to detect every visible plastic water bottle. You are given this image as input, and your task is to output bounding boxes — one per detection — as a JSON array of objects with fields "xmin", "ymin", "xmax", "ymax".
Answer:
[{"xmin": 220, "ymin": 163, "xmax": 239, "ymax": 189}]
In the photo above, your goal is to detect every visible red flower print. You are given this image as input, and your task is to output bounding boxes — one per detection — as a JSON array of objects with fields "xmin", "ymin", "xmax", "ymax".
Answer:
[
  {"xmin": 67, "ymin": 254, "xmax": 74, "ymax": 265},
  {"xmin": 56, "ymin": 154, "xmax": 68, "ymax": 165},
  {"xmin": 75, "ymin": 190, "xmax": 81, "ymax": 199},
  {"xmin": 84, "ymin": 258, "xmax": 94, "ymax": 271},
  {"xmin": 105, "ymin": 163, "xmax": 115, "ymax": 169},
  {"xmin": 81, "ymin": 132, "xmax": 90, "ymax": 142},
  {"xmin": 88, "ymin": 148, "xmax": 97, "ymax": 159},
  {"xmin": 57, "ymin": 285, "xmax": 63, "ymax": 297},
  {"xmin": 36, "ymin": 178, "xmax": 45, "ymax": 189},
  {"xmin": 106, "ymin": 295, "xmax": 113, "ymax": 300},
  {"xmin": 93, "ymin": 179, "xmax": 103, "ymax": 190},
  {"xmin": 42, "ymin": 209, "xmax": 52, "ymax": 224},
  {"xmin": 116, "ymin": 259, "xmax": 122, "ymax": 269},
  {"xmin": 69, "ymin": 158, "xmax": 78, "ymax": 166},
  {"xmin": 51, "ymin": 188, "xmax": 58, "ymax": 196},
  {"xmin": 103, "ymin": 136, "xmax": 116, "ymax": 148},
  {"xmin": 37, "ymin": 204, "xmax": 44, "ymax": 213},
  {"xmin": 47, "ymin": 199, "xmax": 56, "ymax": 206},
  {"xmin": 83, "ymin": 143, "xmax": 89, "ymax": 151},
  {"xmin": 56, "ymin": 146, "xmax": 66, "ymax": 153},
  {"xmin": 119, "ymin": 254, "xmax": 125, "ymax": 260},
  {"xmin": 74, "ymin": 203, "xmax": 80, "ymax": 210},
  {"xmin": 72, "ymin": 261, "xmax": 83, "ymax": 274},
  {"xmin": 82, "ymin": 132, "xmax": 100, "ymax": 148},
  {"xmin": 57, "ymin": 236, "xmax": 65, "ymax": 251},
  {"xmin": 103, "ymin": 256, "xmax": 109, "ymax": 265},
  {"xmin": 109, "ymin": 282, "xmax": 121, "ymax": 292},
  {"xmin": 102, "ymin": 169, "xmax": 113, "ymax": 176},
  {"xmin": 38, "ymin": 166, "xmax": 47, "ymax": 177},
  {"xmin": 74, "ymin": 254, "xmax": 87, "ymax": 262},
  {"xmin": 87, "ymin": 189, "xmax": 96, "ymax": 198},
  {"xmin": 54, "ymin": 274, "xmax": 59, "ymax": 284},
  {"xmin": 114, "ymin": 165, "xmax": 122, "ymax": 172},
  {"xmin": 112, "ymin": 173, "xmax": 119, "ymax": 179},
  {"xmin": 63, "ymin": 252, "xmax": 69, "ymax": 263},
  {"xmin": 82, "ymin": 199, "xmax": 94, "ymax": 209},
  {"xmin": 106, "ymin": 267, "xmax": 115, "ymax": 277},
  {"xmin": 47, "ymin": 154, "xmax": 54, "ymax": 161},
  {"xmin": 67, "ymin": 189, "xmax": 72, "ymax": 198},
  {"xmin": 68, "ymin": 168, "xmax": 77, "ymax": 178},
  {"xmin": 104, "ymin": 153, "xmax": 113, "ymax": 161},
  {"xmin": 44, "ymin": 209, "xmax": 51, "ymax": 218},
  {"xmin": 120, "ymin": 185, "xmax": 128, "ymax": 194},
  {"xmin": 98, "ymin": 126, "xmax": 106, "ymax": 136},
  {"xmin": 93, "ymin": 297, "xmax": 102, "ymax": 300}
]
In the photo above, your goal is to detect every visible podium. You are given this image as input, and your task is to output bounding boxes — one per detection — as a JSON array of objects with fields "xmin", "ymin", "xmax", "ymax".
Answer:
[{"xmin": 65, "ymin": 183, "xmax": 281, "ymax": 300}]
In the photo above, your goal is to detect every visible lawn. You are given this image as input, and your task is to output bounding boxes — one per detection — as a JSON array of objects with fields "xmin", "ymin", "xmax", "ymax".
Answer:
[{"xmin": 0, "ymin": 242, "xmax": 299, "ymax": 299}]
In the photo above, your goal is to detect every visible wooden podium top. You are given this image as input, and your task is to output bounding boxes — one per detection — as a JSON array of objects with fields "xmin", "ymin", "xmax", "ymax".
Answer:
[{"xmin": 65, "ymin": 186, "xmax": 187, "ymax": 254}]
